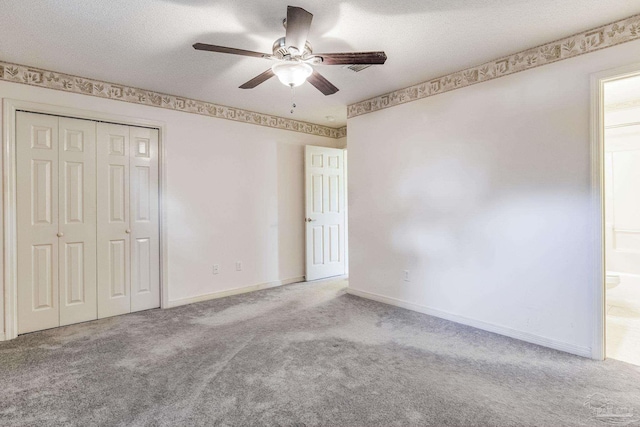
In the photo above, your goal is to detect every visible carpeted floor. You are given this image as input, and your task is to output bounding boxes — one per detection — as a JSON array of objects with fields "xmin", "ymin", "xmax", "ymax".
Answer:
[{"xmin": 1, "ymin": 279, "xmax": 640, "ymax": 426}]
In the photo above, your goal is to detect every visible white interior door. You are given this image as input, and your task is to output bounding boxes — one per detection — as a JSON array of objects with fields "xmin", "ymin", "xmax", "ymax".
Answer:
[
  {"xmin": 58, "ymin": 117, "xmax": 97, "ymax": 326},
  {"xmin": 305, "ymin": 145, "xmax": 346, "ymax": 281},
  {"xmin": 17, "ymin": 112, "xmax": 60, "ymax": 334},
  {"xmin": 97, "ymin": 123, "xmax": 131, "ymax": 318},
  {"xmin": 130, "ymin": 127, "xmax": 160, "ymax": 312}
]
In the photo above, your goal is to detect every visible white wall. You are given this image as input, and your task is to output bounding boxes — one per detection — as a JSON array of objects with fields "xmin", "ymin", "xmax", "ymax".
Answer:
[
  {"xmin": 0, "ymin": 80, "xmax": 340, "ymax": 336},
  {"xmin": 347, "ymin": 39, "xmax": 640, "ymax": 357},
  {"xmin": 607, "ymin": 105, "xmax": 640, "ymax": 127}
]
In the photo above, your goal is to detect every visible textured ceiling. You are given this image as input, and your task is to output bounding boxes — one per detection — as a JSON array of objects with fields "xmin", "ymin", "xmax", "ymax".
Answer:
[{"xmin": 2, "ymin": 0, "xmax": 640, "ymax": 127}]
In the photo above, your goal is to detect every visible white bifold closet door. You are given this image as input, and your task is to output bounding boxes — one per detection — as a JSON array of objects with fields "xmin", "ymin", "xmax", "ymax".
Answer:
[
  {"xmin": 16, "ymin": 112, "xmax": 160, "ymax": 334},
  {"xmin": 17, "ymin": 113, "xmax": 98, "ymax": 334},
  {"xmin": 97, "ymin": 123, "xmax": 160, "ymax": 318}
]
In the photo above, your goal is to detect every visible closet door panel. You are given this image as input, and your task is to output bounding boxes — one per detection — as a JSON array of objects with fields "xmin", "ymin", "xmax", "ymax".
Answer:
[
  {"xmin": 17, "ymin": 112, "xmax": 60, "ymax": 334},
  {"xmin": 58, "ymin": 118, "xmax": 97, "ymax": 326},
  {"xmin": 130, "ymin": 127, "xmax": 160, "ymax": 312},
  {"xmin": 97, "ymin": 123, "xmax": 131, "ymax": 318}
]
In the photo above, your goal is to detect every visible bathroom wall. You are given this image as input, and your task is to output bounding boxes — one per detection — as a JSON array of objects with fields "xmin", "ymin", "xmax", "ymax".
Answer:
[
  {"xmin": 604, "ymin": 103, "xmax": 640, "ymax": 365},
  {"xmin": 604, "ymin": 105, "xmax": 640, "ymax": 282}
]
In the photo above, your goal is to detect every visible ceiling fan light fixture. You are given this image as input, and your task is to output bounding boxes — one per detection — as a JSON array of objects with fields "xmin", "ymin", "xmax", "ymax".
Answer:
[
  {"xmin": 193, "ymin": 6, "xmax": 387, "ymax": 96},
  {"xmin": 271, "ymin": 61, "xmax": 313, "ymax": 87}
]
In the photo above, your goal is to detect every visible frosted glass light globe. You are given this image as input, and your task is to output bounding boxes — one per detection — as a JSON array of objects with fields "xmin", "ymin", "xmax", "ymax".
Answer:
[{"xmin": 271, "ymin": 62, "xmax": 313, "ymax": 87}]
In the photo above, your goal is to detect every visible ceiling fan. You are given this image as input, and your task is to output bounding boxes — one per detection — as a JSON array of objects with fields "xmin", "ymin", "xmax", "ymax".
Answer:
[{"xmin": 193, "ymin": 5, "xmax": 387, "ymax": 95}]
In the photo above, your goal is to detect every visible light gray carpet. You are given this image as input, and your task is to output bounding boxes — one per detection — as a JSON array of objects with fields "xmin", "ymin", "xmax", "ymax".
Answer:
[{"xmin": 1, "ymin": 279, "xmax": 640, "ymax": 426}]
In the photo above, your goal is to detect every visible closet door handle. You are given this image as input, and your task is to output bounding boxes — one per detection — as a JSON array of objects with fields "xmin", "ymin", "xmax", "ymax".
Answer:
[
  {"xmin": 56, "ymin": 232, "xmax": 64, "ymax": 238},
  {"xmin": 125, "ymin": 229, "xmax": 131, "ymax": 234}
]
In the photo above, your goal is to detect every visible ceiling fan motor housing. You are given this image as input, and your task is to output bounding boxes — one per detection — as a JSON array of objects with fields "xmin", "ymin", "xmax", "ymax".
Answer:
[{"xmin": 272, "ymin": 37, "xmax": 313, "ymax": 59}]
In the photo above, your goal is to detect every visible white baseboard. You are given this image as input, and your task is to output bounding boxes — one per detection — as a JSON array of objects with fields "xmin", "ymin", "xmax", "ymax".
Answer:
[
  {"xmin": 0, "ymin": 332, "xmax": 5, "ymax": 341},
  {"xmin": 282, "ymin": 276, "xmax": 305, "ymax": 285},
  {"xmin": 166, "ymin": 277, "xmax": 305, "ymax": 309},
  {"xmin": 346, "ymin": 287, "xmax": 592, "ymax": 358}
]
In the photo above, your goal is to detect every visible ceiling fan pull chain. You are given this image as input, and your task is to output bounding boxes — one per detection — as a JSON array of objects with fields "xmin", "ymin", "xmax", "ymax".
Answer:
[{"xmin": 290, "ymin": 86, "xmax": 297, "ymax": 114}]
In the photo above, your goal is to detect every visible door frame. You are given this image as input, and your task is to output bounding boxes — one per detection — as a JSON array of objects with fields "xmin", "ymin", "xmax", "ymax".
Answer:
[
  {"xmin": 590, "ymin": 62, "xmax": 640, "ymax": 360},
  {"xmin": 2, "ymin": 99, "xmax": 169, "ymax": 340}
]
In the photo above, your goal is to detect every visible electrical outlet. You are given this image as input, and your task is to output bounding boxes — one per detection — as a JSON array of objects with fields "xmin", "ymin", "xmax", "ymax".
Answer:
[
  {"xmin": 236, "ymin": 261, "xmax": 242, "ymax": 271},
  {"xmin": 213, "ymin": 264, "xmax": 220, "ymax": 275},
  {"xmin": 403, "ymin": 270, "xmax": 410, "ymax": 282}
]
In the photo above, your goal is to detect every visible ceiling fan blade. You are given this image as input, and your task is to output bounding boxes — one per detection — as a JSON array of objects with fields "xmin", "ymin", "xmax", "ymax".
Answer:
[
  {"xmin": 239, "ymin": 69, "xmax": 275, "ymax": 89},
  {"xmin": 316, "ymin": 51, "xmax": 388, "ymax": 65},
  {"xmin": 285, "ymin": 6, "xmax": 313, "ymax": 54},
  {"xmin": 307, "ymin": 70, "xmax": 339, "ymax": 96},
  {"xmin": 193, "ymin": 43, "xmax": 271, "ymax": 59}
]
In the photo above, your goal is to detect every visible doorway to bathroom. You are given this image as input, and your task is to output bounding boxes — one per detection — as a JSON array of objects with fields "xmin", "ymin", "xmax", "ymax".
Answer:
[{"xmin": 600, "ymin": 70, "xmax": 640, "ymax": 365}]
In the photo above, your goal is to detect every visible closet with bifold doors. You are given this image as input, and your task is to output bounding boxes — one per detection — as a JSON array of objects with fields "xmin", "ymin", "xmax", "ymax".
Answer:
[{"xmin": 16, "ymin": 111, "xmax": 160, "ymax": 335}]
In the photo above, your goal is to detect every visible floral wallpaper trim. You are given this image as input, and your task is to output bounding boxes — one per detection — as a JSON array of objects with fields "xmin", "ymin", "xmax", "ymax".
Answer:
[
  {"xmin": 0, "ymin": 60, "xmax": 346, "ymax": 139},
  {"xmin": 348, "ymin": 13, "xmax": 640, "ymax": 118}
]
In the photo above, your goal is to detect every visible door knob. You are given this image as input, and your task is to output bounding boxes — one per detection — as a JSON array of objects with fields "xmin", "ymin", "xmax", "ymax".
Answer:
[
  {"xmin": 305, "ymin": 218, "xmax": 316, "ymax": 222},
  {"xmin": 125, "ymin": 229, "xmax": 131, "ymax": 234},
  {"xmin": 56, "ymin": 232, "xmax": 64, "ymax": 237}
]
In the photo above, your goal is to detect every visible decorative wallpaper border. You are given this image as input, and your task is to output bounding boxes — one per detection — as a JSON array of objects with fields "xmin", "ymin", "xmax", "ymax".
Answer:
[
  {"xmin": 348, "ymin": 13, "xmax": 640, "ymax": 118},
  {"xmin": 0, "ymin": 59, "xmax": 346, "ymax": 139}
]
